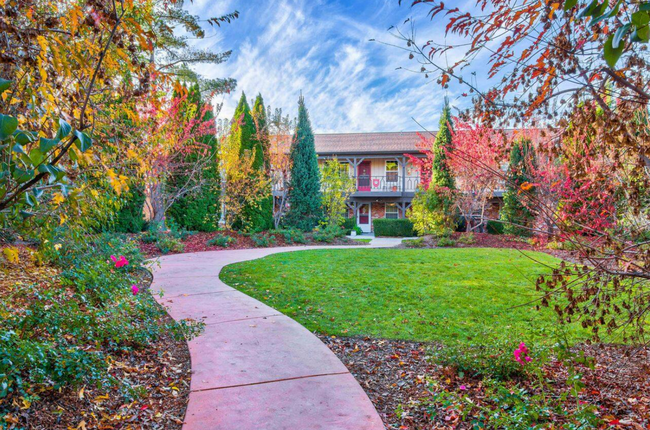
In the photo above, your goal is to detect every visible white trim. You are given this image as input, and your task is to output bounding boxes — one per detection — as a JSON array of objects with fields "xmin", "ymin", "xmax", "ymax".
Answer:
[
  {"xmin": 385, "ymin": 202, "xmax": 399, "ymax": 219},
  {"xmin": 385, "ymin": 160, "xmax": 399, "ymax": 183},
  {"xmin": 357, "ymin": 203, "xmax": 372, "ymax": 233}
]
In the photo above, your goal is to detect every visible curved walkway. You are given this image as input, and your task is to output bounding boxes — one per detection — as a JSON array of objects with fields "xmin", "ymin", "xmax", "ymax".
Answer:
[{"xmin": 150, "ymin": 246, "xmax": 387, "ymax": 430}]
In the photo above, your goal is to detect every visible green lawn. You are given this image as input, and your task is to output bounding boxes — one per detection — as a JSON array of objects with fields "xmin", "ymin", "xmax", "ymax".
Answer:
[
  {"xmin": 353, "ymin": 238, "xmax": 372, "ymax": 243},
  {"xmin": 220, "ymin": 248, "xmax": 591, "ymax": 345}
]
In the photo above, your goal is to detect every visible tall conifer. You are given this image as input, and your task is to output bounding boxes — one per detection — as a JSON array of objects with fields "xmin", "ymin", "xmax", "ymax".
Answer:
[{"xmin": 284, "ymin": 96, "xmax": 322, "ymax": 230}]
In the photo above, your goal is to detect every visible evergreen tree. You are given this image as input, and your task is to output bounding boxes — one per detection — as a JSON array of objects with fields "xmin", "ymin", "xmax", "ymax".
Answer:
[
  {"xmin": 249, "ymin": 94, "xmax": 273, "ymax": 230},
  {"xmin": 431, "ymin": 101, "xmax": 455, "ymax": 189},
  {"xmin": 410, "ymin": 102, "xmax": 456, "ymax": 236},
  {"xmin": 252, "ymin": 94, "xmax": 270, "ymax": 172},
  {"xmin": 113, "ymin": 186, "xmax": 147, "ymax": 233},
  {"xmin": 168, "ymin": 84, "xmax": 221, "ymax": 231},
  {"xmin": 227, "ymin": 92, "xmax": 272, "ymax": 231},
  {"xmin": 500, "ymin": 139, "xmax": 536, "ymax": 236},
  {"xmin": 284, "ymin": 96, "xmax": 322, "ymax": 231}
]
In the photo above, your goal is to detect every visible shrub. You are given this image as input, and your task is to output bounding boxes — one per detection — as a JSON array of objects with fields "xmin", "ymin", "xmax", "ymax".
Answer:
[
  {"xmin": 279, "ymin": 228, "xmax": 307, "ymax": 244},
  {"xmin": 113, "ymin": 187, "xmax": 147, "ymax": 233},
  {"xmin": 457, "ymin": 233, "xmax": 476, "ymax": 245},
  {"xmin": 433, "ymin": 341, "xmax": 536, "ymax": 380},
  {"xmin": 0, "ymin": 232, "xmax": 202, "ymax": 404},
  {"xmin": 427, "ymin": 378, "xmax": 600, "ymax": 429},
  {"xmin": 403, "ymin": 237, "xmax": 425, "ymax": 248},
  {"xmin": 312, "ymin": 224, "xmax": 345, "ymax": 243},
  {"xmin": 546, "ymin": 239, "xmax": 578, "ymax": 251},
  {"xmin": 156, "ymin": 236, "xmax": 185, "ymax": 254},
  {"xmin": 207, "ymin": 234, "xmax": 236, "ymax": 248},
  {"xmin": 140, "ymin": 230, "xmax": 160, "ymax": 244},
  {"xmin": 486, "ymin": 220, "xmax": 504, "ymax": 235},
  {"xmin": 342, "ymin": 217, "xmax": 357, "ymax": 235},
  {"xmin": 436, "ymin": 236, "xmax": 456, "ymax": 247},
  {"xmin": 373, "ymin": 218, "xmax": 415, "ymax": 237},
  {"xmin": 251, "ymin": 233, "xmax": 277, "ymax": 247}
]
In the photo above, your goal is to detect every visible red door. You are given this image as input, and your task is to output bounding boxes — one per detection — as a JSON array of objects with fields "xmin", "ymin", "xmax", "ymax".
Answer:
[{"xmin": 357, "ymin": 161, "xmax": 371, "ymax": 191}]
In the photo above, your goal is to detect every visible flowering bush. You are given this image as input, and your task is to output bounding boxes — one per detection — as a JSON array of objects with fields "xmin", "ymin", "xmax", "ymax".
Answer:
[
  {"xmin": 0, "ymin": 233, "xmax": 201, "ymax": 407},
  {"xmin": 513, "ymin": 342, "xmax": 532, "ymax": 365}
]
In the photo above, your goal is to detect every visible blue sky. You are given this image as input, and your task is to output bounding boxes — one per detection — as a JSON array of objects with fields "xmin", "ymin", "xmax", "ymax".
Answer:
[{"xmin": 184, "ymin": 0, "xmax": 469, "ymax": 133}]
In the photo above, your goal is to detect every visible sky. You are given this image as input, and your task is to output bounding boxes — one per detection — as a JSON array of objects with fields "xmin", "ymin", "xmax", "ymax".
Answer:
[{"xmin": 184, "ymin": 0, "xmax": 473, "ymax": 133}]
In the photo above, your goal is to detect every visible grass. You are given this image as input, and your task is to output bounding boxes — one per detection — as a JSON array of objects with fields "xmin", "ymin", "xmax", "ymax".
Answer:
[
  {"xmin": 353, "ymin": 238, "xmax": 372, "ymax": 243},
  {"xmin": 220, "ymin": 248, "xmax": 592, "ymax": 345}
]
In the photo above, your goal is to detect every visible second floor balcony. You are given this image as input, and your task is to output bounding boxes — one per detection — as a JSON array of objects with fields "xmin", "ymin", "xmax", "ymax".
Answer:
[{"xmin": 352, "ymin": 174, "xmax": 420, "ymax": 195}]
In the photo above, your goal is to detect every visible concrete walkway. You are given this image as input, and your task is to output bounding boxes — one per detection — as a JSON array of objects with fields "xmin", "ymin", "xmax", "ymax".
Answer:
[{"xmin": 150, "ymin": 246, "xmax": 386, "ymax": 430}]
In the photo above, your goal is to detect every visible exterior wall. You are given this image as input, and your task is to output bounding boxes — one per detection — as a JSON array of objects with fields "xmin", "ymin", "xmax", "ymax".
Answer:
[
  {"xmin": 371, "ymin": 203, "xmax": 386, "ymax": 229},
  {"xmin": 485, "ymin": 197, "xmax": 502, "ymax": 220}
]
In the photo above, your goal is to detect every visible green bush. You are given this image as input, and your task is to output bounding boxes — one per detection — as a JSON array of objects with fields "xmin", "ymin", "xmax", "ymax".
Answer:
[
  {"xmin": 433, "ymin": 341, "xmax": 535, "ymax": 380},
  {"xmin": 156, "ymin": 236, "xmax": 185, "ymax": 254},
  {"xmin": 457, "ymin": 233, "xmax": 476, "ymax": 245},
  {"xmin": 436, "ymin": 236, "xmax": 456, "ymax": 247},
  {"xmin": 279, "ymin": 228, "xmax": 307, "ymax": 244},
  {"xmin": 428, "ymin": 378, "xmax": 600, "ymax": 429},
  {"xmin": 140, "ymin": 230, "xmax": 160, "ymax": 244},
  {"xmin": 373, "ymin": 218, "xmax": 415, "ymax": 237},
  {"xmin": 207, "ymin": 234, "xmax": 236, "ymax": 248},
  {"xmin": 486, "ymin": 220, "xmax": 504, "ymax": 235},
  {"xmin": 0, "ymin": 233, "xmax": 201, "ymax": 404},
  {"xmin": 546, "ymin": 239, "xmax": 579, "ymax": 251},
  {"xmin": 342, "ymin": 217, "xmax": 357, "ymax": 235},
  {"xmin": 113, "ymin": 187, "xmax": 147, "ymax": 233},
  {"xmin": 403, "ymin": 237, "xmax": 425, "ymax": 248},
  {"xmin": 251, "ymin": 233, "xmax": 277, "ymax": 247},
  {"xmin": 312, "ymin": 224, "xmax": 345, "ymax": 243}
]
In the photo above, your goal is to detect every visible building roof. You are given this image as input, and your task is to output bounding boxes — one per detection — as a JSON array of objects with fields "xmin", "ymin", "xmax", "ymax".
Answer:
[{"xmin": 314, "ymin": 131, "xmax": 429, "ymax": 155}]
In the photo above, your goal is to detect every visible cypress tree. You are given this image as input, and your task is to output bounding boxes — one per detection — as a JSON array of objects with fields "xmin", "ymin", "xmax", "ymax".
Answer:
[
  {"xmin": 284, "ymin": 96, "xmax": 322, "ymax": 231},
  {"xmin": 431, "ymin": 101, "xmax": 455, "ymax": 189},
  {"xmin": 230, "ymin": 92, "xmax": 257, "ymax": 157},
  {"xmin": 409, "ymin": 102, "xmax": 456, "ymax": 236},
  {"xmin": 500, "ymin": 139, "xmax": 536, "ymax": 236},
  {"xmin": 168, "ymin": 84, "xmax": 221, "ymax": 231},
  {"xmin": 252, "ymin": 94, "xmax": 270, "ymax": 172},
  {"xmin": 249, "ymin": 94, "xmax": 273, "ymax": 231},
  {"xmin": 228, "ymin": 92, "xmax": 273, "ymax": 231}
]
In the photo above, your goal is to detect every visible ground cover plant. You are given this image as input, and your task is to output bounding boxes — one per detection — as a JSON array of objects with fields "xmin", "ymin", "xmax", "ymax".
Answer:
[
  {"xmin": 220, "ymin": 248, "xmax": 589, "ymax": 344},
  {"xmin": 0, "ymin": 234, "xmax": 201, "ymax": 429}
]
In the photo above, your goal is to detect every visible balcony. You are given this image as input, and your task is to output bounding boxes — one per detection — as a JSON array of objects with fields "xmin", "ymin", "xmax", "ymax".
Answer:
[{"xmin": 352, "ymin": 175, "xmax": 420, "ymax": 196}]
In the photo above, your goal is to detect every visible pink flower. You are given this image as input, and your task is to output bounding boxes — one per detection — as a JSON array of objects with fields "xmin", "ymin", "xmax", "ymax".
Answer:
[
  {"xmin": 131, "ymin": 285, "xmax": 139, "ymax": 295},
  {"xmin": 514, "ymin": 342, "xmax": 532, "ymax": 365},
  {"xmin": 459, "ymin": 385, "xmax": 467, "ymax": 391},
  {"xmin": 110, "ymin": 255, "xmax": 129, "ymax": 268}
]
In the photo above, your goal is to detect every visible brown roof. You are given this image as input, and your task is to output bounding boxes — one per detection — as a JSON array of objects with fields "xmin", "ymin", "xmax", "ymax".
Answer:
[{"xmin": 314, "ymin": 131, "xmax": 429, "ymax": 155}]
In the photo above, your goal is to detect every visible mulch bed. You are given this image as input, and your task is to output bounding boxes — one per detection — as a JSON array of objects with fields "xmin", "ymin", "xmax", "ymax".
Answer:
[
  {"xmin": 318, "ymin": 335, "xmax": 650, "ymax": 429},
  {"xmin": 137, "ymin": 230, "xmax": 360, "ymax": 259}
]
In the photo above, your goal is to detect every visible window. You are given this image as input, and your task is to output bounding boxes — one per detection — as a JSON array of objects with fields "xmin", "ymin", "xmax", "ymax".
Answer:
[
  {"xmin": 385, "ymin": 203, "xmax": 399, "ymax": 219},
  {"xmin": 386, "ymin": 160, "xmax": 399, "ymax": 182},
  {"xmin": 338, "ymin": 161, "xmax": 350, "ymax": 176}
]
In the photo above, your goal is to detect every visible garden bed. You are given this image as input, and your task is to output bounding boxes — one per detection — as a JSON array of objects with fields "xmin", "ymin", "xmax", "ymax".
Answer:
[
  {"xmin": 399, "ymin": 232, "xmax": 579, "ymax": 262},
  {"xmin": 319, "ymin": 335, "xmax": 650, "ymax": 429},
  {"xmin": 1, "ymin": 245, "xmax": 193, "ymax": 429},
  {"xmin": 136, "ymin": 229, "xmax": 360, "ymax": 259}
]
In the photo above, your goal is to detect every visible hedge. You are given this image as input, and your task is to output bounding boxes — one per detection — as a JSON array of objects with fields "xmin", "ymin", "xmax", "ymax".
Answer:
[
  {"xmin": 342, "ymin": 217, "xmax": 356, "ymax": 235},
  {"xmin": 373, "ymin": 218, "xmax": 415, "ymax": 237}
]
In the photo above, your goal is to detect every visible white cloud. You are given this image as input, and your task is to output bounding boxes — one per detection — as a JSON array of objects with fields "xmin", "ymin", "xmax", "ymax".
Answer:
[{"xmin": 186, "ymin": 0, "xmax": 457, "ymax": 133}]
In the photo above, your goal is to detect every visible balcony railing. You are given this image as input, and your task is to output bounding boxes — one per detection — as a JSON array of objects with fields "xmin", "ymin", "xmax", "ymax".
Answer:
[
  {"xmin": 273, "ymin": 175, "xmax": 421, "ymax": 195},
  {"xmin": 353, "ymin": 175, "xmax": 420, "ymax": 193}
]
